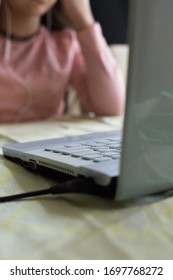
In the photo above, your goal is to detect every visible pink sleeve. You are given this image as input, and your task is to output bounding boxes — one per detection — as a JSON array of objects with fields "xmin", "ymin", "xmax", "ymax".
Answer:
[{"xmin": 69, "ymin": 23, "xmax": 125, "ymax": 116}]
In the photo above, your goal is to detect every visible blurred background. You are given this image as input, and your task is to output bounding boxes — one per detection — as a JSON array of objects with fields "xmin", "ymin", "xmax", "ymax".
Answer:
[{"xmin": 90, "ymin": 0, "xmax": 129, "ymax": 44}]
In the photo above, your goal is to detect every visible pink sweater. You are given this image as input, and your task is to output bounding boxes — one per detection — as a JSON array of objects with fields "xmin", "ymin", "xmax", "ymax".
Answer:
[{"xmin": 0, "ymin": 23, "xmax": 125, "ymax": 122}]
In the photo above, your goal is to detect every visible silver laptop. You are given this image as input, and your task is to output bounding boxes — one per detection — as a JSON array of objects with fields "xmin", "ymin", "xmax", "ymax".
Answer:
[{"xmin": 2, "ymin": 0, "xmax": 173, "ymax": 201}]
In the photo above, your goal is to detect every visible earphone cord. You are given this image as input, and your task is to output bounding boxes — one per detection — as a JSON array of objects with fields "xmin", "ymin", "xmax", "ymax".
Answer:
[{"xmin": 1, "ymin": 1, "xmax": 58, "ymax": 122}]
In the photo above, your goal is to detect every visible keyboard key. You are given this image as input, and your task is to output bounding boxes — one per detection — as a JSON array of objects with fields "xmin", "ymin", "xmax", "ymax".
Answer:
[
  {"xmin": 93, "ymin": 157, "xmax": 111, "ymax": 162},
  {"xmin": 82, "ymin": 153, "xmax": 101, "ymax": 160}
]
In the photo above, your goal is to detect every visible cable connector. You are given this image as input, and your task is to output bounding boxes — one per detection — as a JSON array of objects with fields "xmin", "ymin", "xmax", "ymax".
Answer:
[{"xmin": 0, "ymin": 177, "xmax": 116, "ymax": 203}]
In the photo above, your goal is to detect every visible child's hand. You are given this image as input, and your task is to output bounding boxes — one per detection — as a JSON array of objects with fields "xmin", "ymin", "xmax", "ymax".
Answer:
[{"xmin": 61, "ymin": 0, "xmax": 95, "ymax": 31}]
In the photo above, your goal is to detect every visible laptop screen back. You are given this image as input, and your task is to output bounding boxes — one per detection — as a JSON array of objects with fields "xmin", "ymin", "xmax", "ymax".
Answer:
[{"xmin": 117, "ymin": 0, "xmax": 173, "ymax": 200}]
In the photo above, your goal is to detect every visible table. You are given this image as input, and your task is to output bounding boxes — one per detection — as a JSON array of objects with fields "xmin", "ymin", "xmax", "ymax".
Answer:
[{"xmin": 0, "ymin": 116, "xmax": 173, "ymax": 260}]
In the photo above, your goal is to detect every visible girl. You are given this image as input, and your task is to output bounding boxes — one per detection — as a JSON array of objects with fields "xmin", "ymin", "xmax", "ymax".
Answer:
[{"xmin": 0, "ymin": 0, "xmax": 125, "ymax": 122}]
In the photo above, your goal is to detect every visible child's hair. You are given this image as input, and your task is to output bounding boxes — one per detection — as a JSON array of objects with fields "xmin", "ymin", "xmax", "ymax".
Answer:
[{"xmin": 41, "ymin": 0, "xmax": 71, "ymax": 31}]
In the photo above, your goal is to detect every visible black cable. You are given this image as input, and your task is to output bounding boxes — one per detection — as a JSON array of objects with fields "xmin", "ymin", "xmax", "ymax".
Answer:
[
  {"xmin": 0, "ymin": 177, "xmax": 116, "ymax": 203},
  {"xmin": 0, "ymin": 188, "xmax": 51, "ymax": 203},
  {"xmin": 3, "ymin": 177, "xmax": 171, "ymax": 203}
]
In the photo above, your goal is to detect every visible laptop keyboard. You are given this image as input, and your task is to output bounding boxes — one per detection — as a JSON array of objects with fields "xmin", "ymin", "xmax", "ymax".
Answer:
[{"xmin": 44, "ymin": 137, "xmax": 121, "ymax": 163}]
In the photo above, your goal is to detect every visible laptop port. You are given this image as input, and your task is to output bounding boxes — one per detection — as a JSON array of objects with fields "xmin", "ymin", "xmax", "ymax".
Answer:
[{"xmin": 28, "ymin": 160, "xmax": 37, "ymax": 170}]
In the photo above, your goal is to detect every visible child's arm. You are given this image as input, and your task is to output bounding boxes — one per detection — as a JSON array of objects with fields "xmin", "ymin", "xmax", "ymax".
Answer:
[
  {"xmin": 69, "ymin": 23, "xmax": 125, "ymax": 116},
  {"xmin": 62, "ymin": 0, "xmax": 125, "ymax": 116}
]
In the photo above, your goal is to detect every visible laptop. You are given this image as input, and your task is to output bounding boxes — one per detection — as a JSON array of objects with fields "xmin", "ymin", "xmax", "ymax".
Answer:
[{"xmin": 2, "ymin": 0, "xmax": 173, "ymax": 201}]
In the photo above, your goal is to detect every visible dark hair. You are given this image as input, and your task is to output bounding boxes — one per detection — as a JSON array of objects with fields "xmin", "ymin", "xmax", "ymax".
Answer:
[{"xmin": 41, "ymin": 1, "xmax": 71, "ymax": 31}]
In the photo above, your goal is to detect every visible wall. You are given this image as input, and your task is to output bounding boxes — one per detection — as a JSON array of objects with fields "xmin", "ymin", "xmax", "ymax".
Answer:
[{"xmin": 90, "ymin": 0, "xmax": 129, "ymax": 44}]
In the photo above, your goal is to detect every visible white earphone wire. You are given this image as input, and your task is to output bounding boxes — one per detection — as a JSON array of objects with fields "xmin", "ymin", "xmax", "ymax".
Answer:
[
  {"xmin": 1, "ymin": 2, "xmax": 58, "ymax": 121},
  {"xmin": 4, "ymin": 1, "xmax": 12, "ymax": 61}
]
